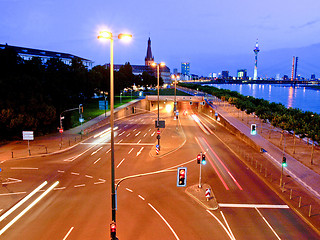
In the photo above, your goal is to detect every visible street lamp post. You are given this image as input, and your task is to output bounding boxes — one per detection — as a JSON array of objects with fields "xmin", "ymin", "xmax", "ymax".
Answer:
[
  {"xmin": 98, "ymin": 30, "xmax": 132, "ymax": 240},
  {"xmin": 171, "ymin": 74, "xmax": 180, "ymax": 113},
  {"xmin": 152, "ymin": 62, "xmax": 165, "ymax": 151}
]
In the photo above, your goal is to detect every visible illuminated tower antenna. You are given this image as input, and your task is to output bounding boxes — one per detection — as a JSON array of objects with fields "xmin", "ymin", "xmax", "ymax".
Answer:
[{"xmin": 253, "ymin": 39, "xmax": 260, "ymax": 80}]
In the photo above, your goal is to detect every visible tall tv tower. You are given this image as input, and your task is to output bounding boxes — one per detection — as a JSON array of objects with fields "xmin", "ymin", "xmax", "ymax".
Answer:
[{"xmin": 253, "ymin": 39, "xmax": 260, "ymax": 80}]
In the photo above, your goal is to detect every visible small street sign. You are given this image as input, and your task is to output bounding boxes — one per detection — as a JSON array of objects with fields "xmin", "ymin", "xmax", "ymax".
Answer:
[
  {"xmin": 59, "ymin": 128, "xmax": 63, "ymax": 133},
  {"xmin": 99, "ymin": 100, "xmax": 108, "ymax": 110},
  {"xmin": 22, "ymin": 131, "xmax": 34, "ymax": 141}
]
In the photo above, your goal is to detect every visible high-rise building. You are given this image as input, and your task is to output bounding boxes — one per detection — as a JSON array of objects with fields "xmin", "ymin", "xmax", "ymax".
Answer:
[
  {"xmin": 222, "ymin": 71, "xmax": 229, "ymax": 79},
  {"xmin": 311, "ymin": 74, "xmax": 316, "ymax": 80},
  {"xmin": 237, "ymin": 69, "xmax": 247, "ymax": 79},
  {"xmin": 181, "ymin": 62, "xmax": 190, "ymax": 75},
  {"xmin": 253, "ymin": 39, "xmax": 260, "ymax": 80}
]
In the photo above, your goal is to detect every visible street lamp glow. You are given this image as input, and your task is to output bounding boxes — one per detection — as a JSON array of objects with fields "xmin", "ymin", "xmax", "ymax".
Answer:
[
  {"xmin": 118, "ymin": 33, "xmax": 132, "ymax": 42},
  {"xmin": 98, "ymin": 31, "xmax": 112, "ymax": 40}
]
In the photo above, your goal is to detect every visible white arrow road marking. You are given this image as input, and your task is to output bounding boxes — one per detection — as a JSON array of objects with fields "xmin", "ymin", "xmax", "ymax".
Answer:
[
  {"xmin": 136, "ymin": 147, "xmax": 144, "ymax": 156},
  {"xmin": 1, "ymin": 178, "xmax": 22, "ymax": 185}
]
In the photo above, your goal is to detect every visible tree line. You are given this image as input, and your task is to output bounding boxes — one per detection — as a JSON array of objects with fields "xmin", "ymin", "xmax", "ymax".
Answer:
[
  {"xmin": 0, "ymin": 46, "xmax": 158, "ymax": 140},
  {"xmin": 181, "ymin": 83, "xmax": 320, "ymax": 162}
]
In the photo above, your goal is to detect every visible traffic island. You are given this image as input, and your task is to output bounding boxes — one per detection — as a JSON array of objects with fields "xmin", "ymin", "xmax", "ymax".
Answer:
[{"xmin": 185, "ymin": 184, "xmax": 219, "ymax": 210}]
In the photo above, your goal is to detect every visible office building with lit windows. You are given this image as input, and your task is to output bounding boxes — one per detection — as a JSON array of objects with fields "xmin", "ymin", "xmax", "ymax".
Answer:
[{"xmin": 181, "ymin": 62, "xmax": 190, "ymax": 76}]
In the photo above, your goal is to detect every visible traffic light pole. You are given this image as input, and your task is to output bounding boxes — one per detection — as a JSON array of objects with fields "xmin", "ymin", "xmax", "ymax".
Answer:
[
  {"xmin": 157, "ymin": 64, "xmax": 160, "ymax": 151},
  {"xmin": 199, "ymin": 161, "xmax": 202, "ymax": 188}
]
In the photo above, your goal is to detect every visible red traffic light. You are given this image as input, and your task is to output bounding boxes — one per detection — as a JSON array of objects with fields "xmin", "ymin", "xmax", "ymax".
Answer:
[
  {"xmin": 197, "ymin": 154, "xmax": 201, "ymax": 164},
  {"xmin": 110, "ymin": 221, "xmax": 116, "ymax": 238},
  {"xmin": 177, "ymin": 167, "xmax": 187, "ymax": 187}
]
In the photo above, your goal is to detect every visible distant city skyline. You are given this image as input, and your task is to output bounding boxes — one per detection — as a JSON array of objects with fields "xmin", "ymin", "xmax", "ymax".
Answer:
[{"xmin": 1, "ymin": 0, "xmax": 320, "ymax": 78}]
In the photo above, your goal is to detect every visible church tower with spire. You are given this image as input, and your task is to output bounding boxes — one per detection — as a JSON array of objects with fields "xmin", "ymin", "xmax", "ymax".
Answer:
[{"xmin": 145, "ymin": 37, "xmax": 154, "ymax": 66}]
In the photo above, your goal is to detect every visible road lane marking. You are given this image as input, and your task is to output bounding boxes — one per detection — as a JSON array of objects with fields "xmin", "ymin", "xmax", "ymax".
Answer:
[
  {"xmin": 206, "ymin": 210, "xmax": 235, "ymax": 240},
  {"xmin": 71, "ymin": 172, "xmax": 80, "ymax": 176},
  {"xmin": 133, "ymin": 128, "xmax": 136, "ymax": 131},
  {"xmin": 106, "ymin": 149, "xmax": 111, "ymax": 154},
  {"xmin": 135, "ymin": 131, "xmax": 141, "ymax": 136},
  {"xmin": 0, "ymin": 209, "xmax": 2, "ymax": 213},
  {"xmin": 74, "ymin": 184, "xmax": 85, "ymax": 188},
  {"xmin": 137, "ymin": 139, "xmax": 141, "ymax": 144},
  {"xmin": 0, "ymin": 181, "xmax": 59, "ymax": 236},
  {"xmin": 119, "ymin": 131, "xmax": 125, "ymax": 136},
  {"xmin": 118, "ymin": 139, "xmax": 123, "ymax": 144},
  {"xmin": 93, "ymin": 158, "xmax": 101, "ymax": 164},
  {"xmin": 128, "ymin": 148, "xmax": 134, "ymax": 154},
  {"xmin": 94, "ymin": 181, "xmax": 105, "ymax": 185},
  {"xmin": 85, "ymin": 175, "xmax": 93, "ymax": 178},
  {"xmin": 138, "ymin": 195, "xmax": 145, "ymax": 200},
  {"xmin": 0, "ymin": 181, "xmax": 47, "ymax": 222},
  {"xmin": 91, "ymin": 146, "xmax": 103, "ymax": 155},
  {"xmin": 136, "ymin": 147, "xmax": 144, "ymax": 156},
  {"xmin": 220, "ymin": 211, "xmax": 236, "ymax": 240},
  {"xmin": 219, "ymin": 204, "xmax": 289, "ymax": 209},
  {"xmin": 255, "ymin": 208, "xmax": 281, "ymax": 240},
  {"xmin": 10, "ymin": 167, "xmax": 38, "ymax": 170},
  {"xmin": 58, "ymin": 170, "xmax": 65, "ymax": 173},
  {"xmin": 143, "ymin": 133, "xmax": 147, "ymax": 137},
  {"xmin": 0, "ymin": 192, "xmax": 26, "ymax": 196},
  {"xmin": 126, "ymin": 188, "xmax": 133, "ymax": 192},
  {"xmin": 54, "ymin": 187, "xmax": 66, "ymax": 190},
  {"xmin": 148, "ymin": 129, "xmax": 151, "ymax": 132},
  {"xmin": 151, "ymin": 131, "xmax": 155, "ymax": 136},
  {"xmin": 126, "ymin": 133, "xmax": 131, "ymax": 137},
  {"xmin": 116, "ymin": 158, "xmax": 125, "ymax": 168},
  {"xmin": 148, "ymin": 203, "xmax": 180, "ymax": 240},
  {"xmin": 62, "ymin": 227, "xmax": 74, "ymax": 240},
  {"xmin": 98, "ymin": 178, "xmax": 106, "ymax": 182}
]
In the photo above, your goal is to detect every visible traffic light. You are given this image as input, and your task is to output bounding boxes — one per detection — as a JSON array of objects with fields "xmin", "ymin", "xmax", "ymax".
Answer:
[
  {"xmin": 177, "ymin": 167, "xmax": 187, "ymax": 187},
  {"xmin": 251, "ymin": 124, "xmax": 257, "ymax": 135},
  {"xmin": 197, "ymin": 154, "xmax": 201, "ymax": 164},
  {"xmin": 79, "ymin": 104, "xmax": 83, "ymax": 114},
  {"xmin": 110, "ymin": 221, "xmax": 116, "ymax": 238},
  {"xmin": 282, "ymin": 156, "xmax": 287, "ymax": 167},
  {"xmin": 201, "ymin": 154, "xmax": 206, "ymax": 165}
]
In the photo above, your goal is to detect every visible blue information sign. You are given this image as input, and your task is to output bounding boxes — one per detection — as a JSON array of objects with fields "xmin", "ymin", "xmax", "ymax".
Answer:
[{"xmin": 99, "ymin": 100, "xmax": 108, "ymax": 110}]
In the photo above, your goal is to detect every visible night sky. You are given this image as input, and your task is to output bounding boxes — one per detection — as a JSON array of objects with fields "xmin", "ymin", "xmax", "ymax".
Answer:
[{"xmin": 1, "ymin": 0, "xmax": 320, "ymax": 78}]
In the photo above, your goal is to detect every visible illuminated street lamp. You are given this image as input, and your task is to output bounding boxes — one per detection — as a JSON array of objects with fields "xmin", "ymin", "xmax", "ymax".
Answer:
[
  {"xmin": 171, "ymin": 74, "xmax": 180, "ymax": 113},
  {"xmin": 98, "ymin": 30, "xmax": 132, "ymax": 240},
  {"xmin": 151, "ymin": 62, "xmax": 165, "ymax": 151}
]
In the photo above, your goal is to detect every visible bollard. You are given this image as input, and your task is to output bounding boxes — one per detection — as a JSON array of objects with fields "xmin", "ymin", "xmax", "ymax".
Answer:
[
  {"xmin": 298, "ymin": 197, "xmax": 302, "ymax": 208},
  {"xmin": 260, "ymin": 164, "xmax": 262, "ymax": 173},
  {"xmin": 255, "ymin": 160, "xmax": 258, "ymax": 169},
  {"xmin": 282, "ymin": 182, "xmax": 286, "ymax": 192},
  {"xmin": 309, "ymin": 205, "xmax": 312, "ymax": 217},
  {"xmin": 290, "ymin": 189, "xmax": 292, "ymax": 199},
  {"xmin": 270, "ymin": 174, "xmax": 272, "ymax": 182},
  {"xmin": 69, "ymin": 140, "xmax": 71, "ymax": 146},
  {"xmin": 265, "ymin": 168, "xmax": 267, "ymax": 177},
  {"xmin": 29, "ymin": 149, "xmax": 31, "ymax": 156},
  {"xmin": 75, "ymin": 137, "xmax": 76, "ymax": 142},
  {"xmin": 45, "ymin": 147, "xmax": 48, "ymax": 154},
  {"xmin": 12, "ymin": 152, "xmax": 14, "ymax": 158}
]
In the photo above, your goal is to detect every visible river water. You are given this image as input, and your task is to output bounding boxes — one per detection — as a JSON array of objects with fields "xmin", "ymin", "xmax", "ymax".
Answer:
[{"xmin": 205, "ymin": 84, "xmax": 320, "ymax": 114}]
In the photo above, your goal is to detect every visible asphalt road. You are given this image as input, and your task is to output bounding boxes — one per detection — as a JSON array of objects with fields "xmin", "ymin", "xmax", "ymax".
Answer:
[{"xmin": 0, "ymin": 103, "xmax": 319, "ymax": 240}]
